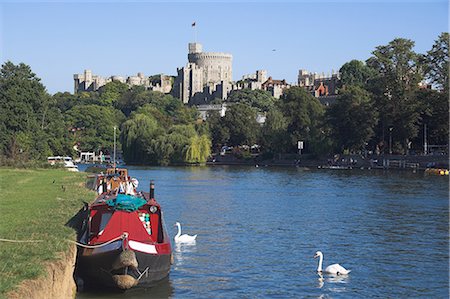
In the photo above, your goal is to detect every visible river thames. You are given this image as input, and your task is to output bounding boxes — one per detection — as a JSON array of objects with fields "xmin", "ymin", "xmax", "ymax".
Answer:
[{"xmin": 77, "ymin": 166, "xmax": 449, "ymax": 298}]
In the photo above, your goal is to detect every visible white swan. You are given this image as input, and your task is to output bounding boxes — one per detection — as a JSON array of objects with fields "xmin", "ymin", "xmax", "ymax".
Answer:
[
  {"xmin": 314, "ymin": 251, "xmax": 351, "ymax": 275},
  {"xmin": 174, "ymin": 222, "xmax": 197, "ymax": 243}
]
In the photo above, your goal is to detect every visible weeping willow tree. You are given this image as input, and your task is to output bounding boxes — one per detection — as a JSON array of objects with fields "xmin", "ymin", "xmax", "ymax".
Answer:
[
  {"xmin": 120, "ymin": 113, "xmax": 160, "ymax": 163},
  {"xmin": 184, "ymin": 134, "xmax": 212, "ymax": 164}
]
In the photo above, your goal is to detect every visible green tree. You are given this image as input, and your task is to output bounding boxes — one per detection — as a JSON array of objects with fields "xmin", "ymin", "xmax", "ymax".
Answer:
[
  {"xmin": 185, "ymin": 134, "xmax": 212, "ymax": 164},
  {"xmin": 98, "ymin": 81, "xmax": 129, "ymax": 105},
  {"xmin": 173, "ymin": 106, "xmax": 199, "ymax": 125},
  {"xmin": 206, "ymin": 110, "xmax": 230, "ymax": 150},
  {"xmin": 278, "ymin": 86, "xmax": 325, "ymax": 153},
  {"xmin": 116, "ymin": 88, "xmax": 181, "ymax": 117},
  {"xmin": 121, "ymin": 113, "xmax": 161, "ymax": 164},
  {"xmin": 424, "ymin": 32, "xmax": 449, "ymax": 92},
  {"xmin": 146, "ymin": 125, "xmax": 195, "ymax": 165},
  {"xmin": 226, "ymin": 89, "xmax": 275, "ymax": 112},
  {"xmin": 223, "ymin": 103, "xmax": 260, "ymax": 146},
  {"xmin": 66, "ymin": 105, "xmax": 125, "ymax": 152},
  {"xmin": 366, "ymin": 38, "xmax": 423, "ymax": 153},
  {"xmin": 0, "ymin": 61, "xmax": 67, "ymax": 160},
  {"xmin": 414, "ymin": 88, "xmax": 449, "ymax": 148},
  {"xmin": 262, "ymin": 107, "xmax": 289, "ymax": 153},
  {"xmin": 327, "ymin": 86, "xmax": 378, "ymax": 153},
  {"xmin": 339, "ymin": 60, "xmax": 375, "ymax": 88}
]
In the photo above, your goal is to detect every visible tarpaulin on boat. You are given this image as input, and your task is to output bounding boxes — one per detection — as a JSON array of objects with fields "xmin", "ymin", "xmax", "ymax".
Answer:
[{"xmin": 106, "ymin": 194, "xmax": 147, "ymax": 212}]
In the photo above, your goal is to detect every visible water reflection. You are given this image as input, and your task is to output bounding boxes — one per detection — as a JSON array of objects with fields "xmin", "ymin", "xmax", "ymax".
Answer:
[
  {"xmin": 76, "ymin": 276, "xmax": 174, "ymax": 299},
  {"xmin": 316, "ymin": 273, "xmax": 350, "ymax": 289},
  {"xmin": 173, "ymin": 242, "xmax": 197, "ymax": 268}
]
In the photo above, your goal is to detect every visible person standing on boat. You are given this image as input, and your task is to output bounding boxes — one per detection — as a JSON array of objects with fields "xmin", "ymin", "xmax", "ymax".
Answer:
[
  {"xmin": 119, "ymin": 181, "xmax": 125, "ymax": 193},
  {"xmin": 125, "ymin": 181, "xmax": 135, "ymax": 195},
  {"xmin": 97, "ymin": 178, "xmax": 104, "ymax": 194}
]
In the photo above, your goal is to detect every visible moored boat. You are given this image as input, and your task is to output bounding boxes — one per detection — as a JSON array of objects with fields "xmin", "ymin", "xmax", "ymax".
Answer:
[
  {"xmin": 47, "ymin": 156, "xmax": 79, "ymax": 172},
  {"xmin": 72, "ymin": 179, "xmax": 172, "ymax": 290}
]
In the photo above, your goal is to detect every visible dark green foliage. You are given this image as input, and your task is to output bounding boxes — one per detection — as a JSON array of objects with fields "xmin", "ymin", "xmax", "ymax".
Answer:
[
  {"xmin": 223, "ymin": 103, "xmax": 260, "ymax": 146},
  {"xmin": 278, "ymin": 87, "xmax": 326, "ymax": 153},
  {"xmin": 366, "ymin": 38, "xmax": 423, "ymax": 153},
  {"xmin": 226, "ymin": 89, "xmax": 275, "ymax": 112},
  {"xmin": 414, "ymin": 88, "xmax": 449, "ymax": 147},
  {"xmin": 116, "ymin": 88, "xmax": 181, "ymax": 117},
  {"xmin": 65, "ymin": 105, "xmax": 125, "ymax": 152},
  {"xmin": 98, "ymin": 81, "xmax": 129, "ymax": 105},
  {"xmin": 262, "ymin": 107, "xmax": 289, "ymax": 153},
  {"xmin": 207, "ymin": 110, "xmax": 230, "ymax": 150},
  {"xmin": 339, "ymin": 60, "xmax": 375, "ymax": 88},
  {"xmin": 424, "ymin": 32, "xmax": 449, "ymax": 92},
  {"xmin": 327, "ymin": 86, "xmax": 378, "ymax": 152},
  {"xmin": 0, "ymin": 61, "xmax": 72, "ymax": 161}
]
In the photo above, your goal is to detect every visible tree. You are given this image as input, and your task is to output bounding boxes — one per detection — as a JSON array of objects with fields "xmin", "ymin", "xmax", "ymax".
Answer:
[
  {"xmin": 184, "ymin": 134, "xmax": 212, "ymax": 164},
  {"xmin": 414, "ymin": 88, "xmax": 449, "ymax": 148},
  {"xmin": 226, "ymin": 89, "xmax": 275, "ymax": 112},
  {"xmin": 366, "ymin": 38, "xmax": 423, "ymax": 153},
  {"xmin": 66, "ymin": 105, "xmax": 125, "ymax": 152},
  {"xmin": 116, "ymin": 88, "xmax": 181, "ymax": 117},
  {"xmin": 262, "ymin": 107, "xmax": 289, "ymax": 153},
  {"xmin": 278, "ymin": 86, "xmax": 325, "ymax": 153},
  {"xmin": 121, "ymin": 113, "xmax": 161, "ymax": 164},
  {"xmin": 339, "ymin": 60, "xmax": 375, "ymax": 88},
  {"xmin": 223, "ymin": 103, "xmax": 260, "ymax": 146},
  {"xmin": 206, "ymin": 110, "xmax": 230, "ymax": 150},
  {"xmin": 327, "ymin": 86, "xmax": 378, "ymax": 153},
  {"xmin": 0, "ymin": 61, "xmax": 67, "ymax": 160},
  {"xmin": 424, "ymin": 32, "xmax": 449, "ymax": 92},
  {"xmin": 98, "ymin": 81, "xmax": 129, "ymax": 105}
]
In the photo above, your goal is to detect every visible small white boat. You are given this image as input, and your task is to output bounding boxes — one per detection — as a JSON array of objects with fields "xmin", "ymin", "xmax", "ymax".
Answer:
[{"xmin": 48, "ymin": 156, "xmax": 79, "ymax": 172}]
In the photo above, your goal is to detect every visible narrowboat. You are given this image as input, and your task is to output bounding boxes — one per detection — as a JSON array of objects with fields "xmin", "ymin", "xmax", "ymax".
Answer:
[{"xmin": 71, "ymin": 180, "xmax": 172, "ymax": 290}]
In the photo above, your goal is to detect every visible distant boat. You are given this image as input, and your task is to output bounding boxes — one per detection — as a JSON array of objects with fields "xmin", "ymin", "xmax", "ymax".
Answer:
[
  {"xmin": 47, "ymin": 156, "xmax": 79, "ymax": 172},
  {"xmin": 318, "ymin": 165, "xmax": 352, "ymax": 170},
  {"xmin": 70, "ymin": 175, "xmax": 172, "ymax": 290}
]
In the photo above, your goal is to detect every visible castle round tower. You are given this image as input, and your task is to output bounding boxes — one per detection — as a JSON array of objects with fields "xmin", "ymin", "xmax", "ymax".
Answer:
[{"xmin": 187, "ymin": 43, "xmax": 232, "ymax": 84}]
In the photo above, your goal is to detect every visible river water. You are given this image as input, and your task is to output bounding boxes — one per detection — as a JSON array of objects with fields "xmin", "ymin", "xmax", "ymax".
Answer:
[{"xmin": 77, "ymin": 166, "xmax": 449, "ymax": 298}]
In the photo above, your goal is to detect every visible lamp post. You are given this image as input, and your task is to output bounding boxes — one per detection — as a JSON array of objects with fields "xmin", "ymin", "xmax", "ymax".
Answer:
[
  {"xmin": 389, "ymin": 127, "xmax": 393, "ymax": 155},
  {"xmin": 424, "ymin": 123, "xmax": 427, "ymax": 156}
]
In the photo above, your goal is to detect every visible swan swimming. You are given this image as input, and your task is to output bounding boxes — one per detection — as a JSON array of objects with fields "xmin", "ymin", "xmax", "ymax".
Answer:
[
  {"xmin": 314, "ymin": 251, "xmax": 351, "ymax": 275},
  {"xmin": 174, "ymin": 222, "xmax": 197, "ymax": 243}
]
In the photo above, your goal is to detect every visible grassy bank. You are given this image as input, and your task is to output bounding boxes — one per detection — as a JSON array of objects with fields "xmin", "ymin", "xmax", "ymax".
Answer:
[{"xmin": 0, "ymin": 168, "xmax": 95, "ymax": 297}]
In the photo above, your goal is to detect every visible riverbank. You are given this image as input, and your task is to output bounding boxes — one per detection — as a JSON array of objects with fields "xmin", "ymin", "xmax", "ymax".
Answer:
[
  {"xmin": 0, "ymin": 168, "xmax": 95, "ymax": 299},
  {"xmin": 207, "ymin": 153, "xmax": 449, "ymax": 171}
]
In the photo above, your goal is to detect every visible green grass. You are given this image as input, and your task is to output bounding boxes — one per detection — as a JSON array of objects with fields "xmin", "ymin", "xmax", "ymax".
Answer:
[{"xmin": 0, "ymin": 168, "xmax": 95, "ymax": 296}]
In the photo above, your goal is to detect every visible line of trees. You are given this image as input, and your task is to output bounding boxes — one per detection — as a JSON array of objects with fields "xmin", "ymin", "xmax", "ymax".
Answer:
[
  {"xmin": 0, "ymin": 33, "xmax": 447, "ymax": 165},
  {"xmin": 209, "ymin": 33, "xmax": 449, "ymax": 157}
]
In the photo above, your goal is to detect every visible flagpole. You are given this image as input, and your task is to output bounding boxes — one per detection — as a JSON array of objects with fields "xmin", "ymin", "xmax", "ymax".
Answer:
[{"xmin": 113, "ymin": 126, "xmax": 116, "ymax": 170}]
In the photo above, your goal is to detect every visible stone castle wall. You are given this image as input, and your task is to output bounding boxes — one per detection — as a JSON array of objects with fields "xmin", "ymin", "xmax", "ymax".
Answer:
[{"xmin": 188, "ymin": 52, "xmax": 233, "ymax": 84}]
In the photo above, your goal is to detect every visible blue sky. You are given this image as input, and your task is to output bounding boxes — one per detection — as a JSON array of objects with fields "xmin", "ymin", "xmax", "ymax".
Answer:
[{"xmin": 0, "ymin": 0, "xmax": 448, "ymax": 94}]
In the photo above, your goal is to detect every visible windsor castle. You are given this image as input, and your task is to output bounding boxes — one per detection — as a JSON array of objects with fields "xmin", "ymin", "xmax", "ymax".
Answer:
[{"xmin": 74, "ymin": 42, "xmax": 339, "ymax": 105}]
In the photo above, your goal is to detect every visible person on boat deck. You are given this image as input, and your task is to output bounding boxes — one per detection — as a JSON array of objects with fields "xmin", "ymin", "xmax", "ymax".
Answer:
[
  {"xmin": 118, "ymin": 181, "xmax": 126, "ymax": 193},
  {"xmin": 97, "ymin": 178, "xmax": 104, "ymax": 194},
  {"xmin": 125, "ymin": 181, "xmax": 135, "ymax": 195},
  {"xmin": 102, "ymin": 179, "xmax": 107, "ymax": 194},
  {"xmin": 97, "ymin": 184, "xmax": 103, "ymax": 195}
]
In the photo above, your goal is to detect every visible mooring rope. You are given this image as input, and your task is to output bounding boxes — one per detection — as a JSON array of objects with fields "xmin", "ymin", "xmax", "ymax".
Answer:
[
  {"xmin": 0, "ymin": 232, "xmax": 128, "ymax": 248},
  {"xmin": 68, "ymin": 233, "xmax": 128, "ymax": 249},
  {"xmin": 0, "ymin": 238, "xmax": 43, "ymax": 243}
]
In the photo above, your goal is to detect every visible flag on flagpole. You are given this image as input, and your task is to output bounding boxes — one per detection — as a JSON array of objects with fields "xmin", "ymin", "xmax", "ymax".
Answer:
[{"xmin": 192, "ymin": 22, "xmax": 196, "ymax": 27}]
